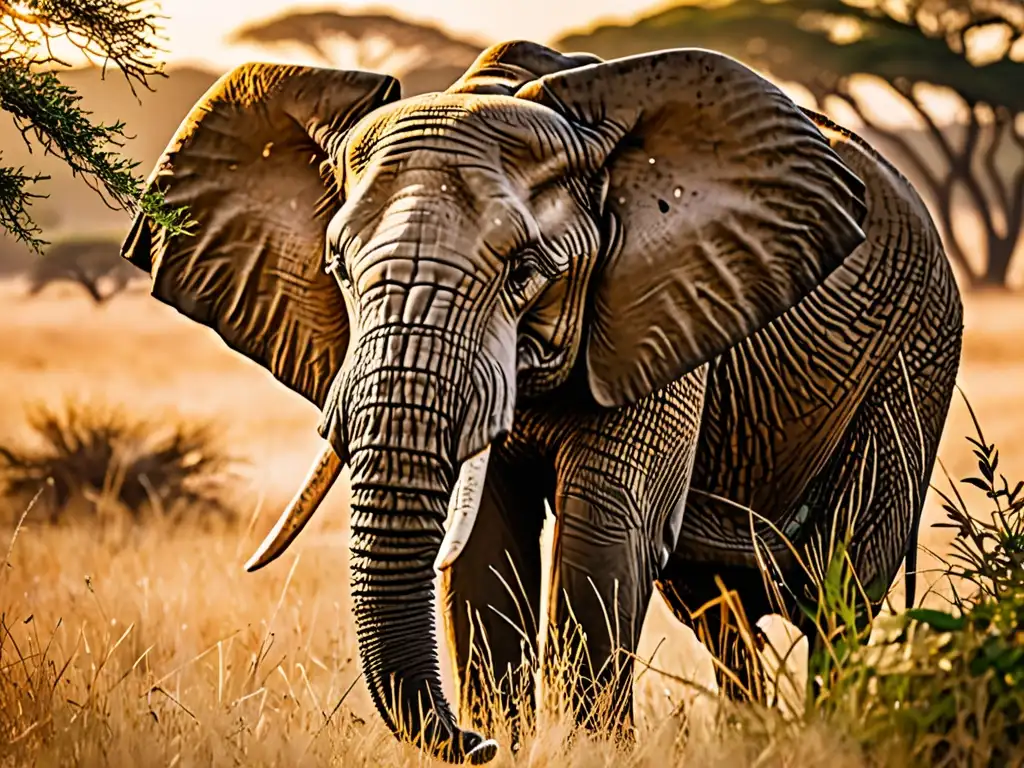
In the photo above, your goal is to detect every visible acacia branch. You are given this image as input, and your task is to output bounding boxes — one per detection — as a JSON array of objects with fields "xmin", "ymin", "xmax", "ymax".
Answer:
[
  {"xmin": 0, "ymin": 1, "xmax": 42, "ymax": 25},
  {"xmin": 1, "ymin": 60, "xmax": 139, "ymax": 213},
  {"xmin": 961, "ymin": 106, "xmax": 982, "ymax": 177},
  {"xmin": 833, "ymin": 86, "xmax": 975, "ymax": 279},
  {"xmin": 982, "ymin": 107, "xmax": 1013, "ymax": 217},
  {"xmin": 0, "ymin": 2, "xmax": 193, "ymax": 250},
  {"xmin": 892, "ymin": 79, "xmax": 961, "ymax": 169},
  {"xmin": 0, "ymin": 0, "xmax": 166, "ymax": 94},
  {"xmin": 0, "ymin": 161, "xmax": 48, "ymax": 249},
  {"xmin": 1007, "ymin": 119, "xmax": 1024, "ymax": 237},
  {"xmin": 1009, "ymin": 163, "xmax": 1024, "ymax": 249},
  {"xmin": 895, "ymin": 79, "xmax": 1001, "ymax": 254}
]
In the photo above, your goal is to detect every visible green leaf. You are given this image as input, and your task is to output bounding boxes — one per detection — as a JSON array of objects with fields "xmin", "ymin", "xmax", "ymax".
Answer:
[
  {"xmin": 962, "ymin": 477, "xmax": 993, "ymax": 492},
  {"xmin": 905, "ymin": 608, "xmax": 966, "ymax": 632}
]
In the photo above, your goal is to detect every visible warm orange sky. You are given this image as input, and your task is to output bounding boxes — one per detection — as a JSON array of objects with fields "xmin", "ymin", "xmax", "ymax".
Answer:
[
  {"xmin": 18, "ymin": 0, "xmax": 956, "ymax": 129},
  {"xmin": 156, "ymin": 1, "xmax": 660, "ymax": 68},
  {"xmin": 145, "ymin": 1, "xmax": 953, "ymax": 132}
]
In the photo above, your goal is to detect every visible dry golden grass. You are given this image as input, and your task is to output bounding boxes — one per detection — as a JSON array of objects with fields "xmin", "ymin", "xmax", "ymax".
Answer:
[
  {"xmin": 0, "ymin": 276, "xmax": 1019, "ymax": 766},
  {"xmin": 0, "ymin": 516, "xmax": 886, "ymax": 767}
]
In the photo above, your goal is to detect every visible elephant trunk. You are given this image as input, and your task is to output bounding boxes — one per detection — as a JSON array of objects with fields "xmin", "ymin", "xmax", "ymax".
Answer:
[{"xmin": 343, "ymin": 331, "xmax": 497, "ymax": 764}]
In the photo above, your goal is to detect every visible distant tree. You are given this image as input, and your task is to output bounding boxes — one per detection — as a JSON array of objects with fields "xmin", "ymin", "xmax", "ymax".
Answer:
[
  {"xmin": 27, "ymin": 234, "xmax": 138, "ymax": 304},
  {"xmin": 230, "ymin": 10, "xmax": 483, "ymax": 95},
  {"xmin": 559, "ymin": 0, "xmax": 1024, "ymax": 288},
  {"xmin": 0, "ymin": 0, "xmax": 189, "ymax": 252}
]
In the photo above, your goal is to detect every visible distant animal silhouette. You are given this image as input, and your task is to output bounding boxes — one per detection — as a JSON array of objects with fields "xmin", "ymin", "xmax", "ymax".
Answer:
[{"xmin": 29, "ymin": 237, "xmax": 140, "ymax": 304}]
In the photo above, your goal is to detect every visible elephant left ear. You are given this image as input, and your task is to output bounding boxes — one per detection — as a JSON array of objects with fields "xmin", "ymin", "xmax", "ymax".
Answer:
[
  {"xmin": 517, "ymin": 49, "xmax": 868, "ymax": 408},
  {"xmin": 122, "ymin": 63, "xmax": 400, "ymax": 408}
]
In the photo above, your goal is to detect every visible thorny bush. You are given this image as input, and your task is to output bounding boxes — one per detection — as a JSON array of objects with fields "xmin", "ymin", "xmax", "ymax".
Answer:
[{"xmin": 0, "ymin": 398, "xmax": 240, "ymax": 525}]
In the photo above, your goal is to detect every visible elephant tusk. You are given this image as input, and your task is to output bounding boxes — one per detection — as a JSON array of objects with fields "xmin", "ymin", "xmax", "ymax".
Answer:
[
  {"xmin": 244, "ymin": 443, "xmax": 344, "ymax": 573},
  {"xmin": 434, "ymin": 445, "xmax": 492, "ymax": 573}
]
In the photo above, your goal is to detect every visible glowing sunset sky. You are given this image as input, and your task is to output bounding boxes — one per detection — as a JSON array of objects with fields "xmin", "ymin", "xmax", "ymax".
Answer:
[
  {"xmin": 154, "ymin": 1, "xmax": 659, "ymax": 68},
  {"xmin": 140, "ymin": 1, "xmax": 961, "ymax": 128}
]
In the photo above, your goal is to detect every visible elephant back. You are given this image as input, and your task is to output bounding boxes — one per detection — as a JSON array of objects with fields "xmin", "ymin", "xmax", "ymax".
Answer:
[{"xmin": 678, "ymin": 112, "xmax": 962, "ymax": 563}]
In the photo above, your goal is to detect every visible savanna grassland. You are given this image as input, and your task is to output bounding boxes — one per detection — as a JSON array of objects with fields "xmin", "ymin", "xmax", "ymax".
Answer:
[{"xmin": 0, "ymin": 275, "xmax": 1021, "ymax": 767}]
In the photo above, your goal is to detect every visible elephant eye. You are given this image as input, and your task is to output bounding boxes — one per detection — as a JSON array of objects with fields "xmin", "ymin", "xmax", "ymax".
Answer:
[
  {"xmin": 507, "ymin": 258, "xmax": 535, "ymax": 291},
  {"xmin": 506, "ymin": 246, "xmax": 556, "ymax": 295}
]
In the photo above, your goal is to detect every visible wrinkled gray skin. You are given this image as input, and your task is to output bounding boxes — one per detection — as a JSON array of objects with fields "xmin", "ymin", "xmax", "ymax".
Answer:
[{"xmin": 122, "ymin": 41, "xmax": 961, "ymax": 763}]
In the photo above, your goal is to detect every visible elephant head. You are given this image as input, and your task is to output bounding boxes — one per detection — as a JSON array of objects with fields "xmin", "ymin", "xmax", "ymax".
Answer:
[{"xmin": 123, "ymin": 42, "xmax": 867, "ymax": 763}]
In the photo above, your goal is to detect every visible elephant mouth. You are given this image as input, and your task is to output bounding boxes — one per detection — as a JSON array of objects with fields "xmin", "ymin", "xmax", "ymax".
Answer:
[{"xmin": 244, "ymin": 442, "xmax": 492, "ymax": 575}]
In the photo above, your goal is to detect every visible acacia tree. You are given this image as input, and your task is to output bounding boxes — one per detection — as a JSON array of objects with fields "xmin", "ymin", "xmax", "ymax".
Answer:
[
  {"xmin": 559, "ymin": 0, "xmax": 1024, "ymax": 288},
  {"xmin": 0, "ymin": 0, "xmax": 187, "ymax": 252},
  {"xmin": 230, "ymin": 9, "xmax": 483, "ymax": 95}
]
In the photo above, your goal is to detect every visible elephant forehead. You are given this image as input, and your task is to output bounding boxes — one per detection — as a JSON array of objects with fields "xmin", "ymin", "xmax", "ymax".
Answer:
[
  {"xmin": 335, "ymin": 168, "xmax": 546, "ymax": 272},
  {"xmin": 354, "ymin": 91, "xmax": 552, "ymax": 130},
  {"xmin": 342, "ymin": 92, "xmax": 571, "ymax": 172}
]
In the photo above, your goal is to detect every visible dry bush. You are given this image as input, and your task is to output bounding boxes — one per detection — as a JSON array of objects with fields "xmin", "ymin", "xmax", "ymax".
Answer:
[{"xmin": 0, "ymin": 399, "xmax": 241, "ymax": 526}]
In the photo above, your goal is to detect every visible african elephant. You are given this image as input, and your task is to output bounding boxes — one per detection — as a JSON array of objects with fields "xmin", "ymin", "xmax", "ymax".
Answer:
[{"xmin": 121, "ymin": 40, "xmax": 962, "ymax": 763}]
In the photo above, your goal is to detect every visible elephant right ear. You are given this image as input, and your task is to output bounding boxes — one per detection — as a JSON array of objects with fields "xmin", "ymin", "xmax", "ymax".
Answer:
[
  {"xmin": 122, "ymin": 63, "xmax": 400, "ymax": 407},
  {"xmin": 518, "ymin": 50, "xmax": 868, "ymax": 408}
]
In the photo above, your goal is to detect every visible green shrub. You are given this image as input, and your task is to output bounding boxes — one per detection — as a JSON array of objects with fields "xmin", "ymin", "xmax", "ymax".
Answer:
[
  {"xmin": 812, "ymin": 393, "xmax": 1024, "ymax": 766},
  {"xmin": 0, "ymin": 399, "xmax": 241, "ymax": 525}
]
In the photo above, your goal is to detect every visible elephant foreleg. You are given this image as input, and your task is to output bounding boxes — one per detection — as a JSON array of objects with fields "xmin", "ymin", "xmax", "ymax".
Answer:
[
  {"xmin": 542, "ymin": 372, "xmax": 706, "ymax": 736},
  {"xmin": 439, "ymin": 445, "xmax": 549, "ymax": 744},
  {"xmin": 547, "ymin": 493, "xmax": 658, "ymax": 736}
]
